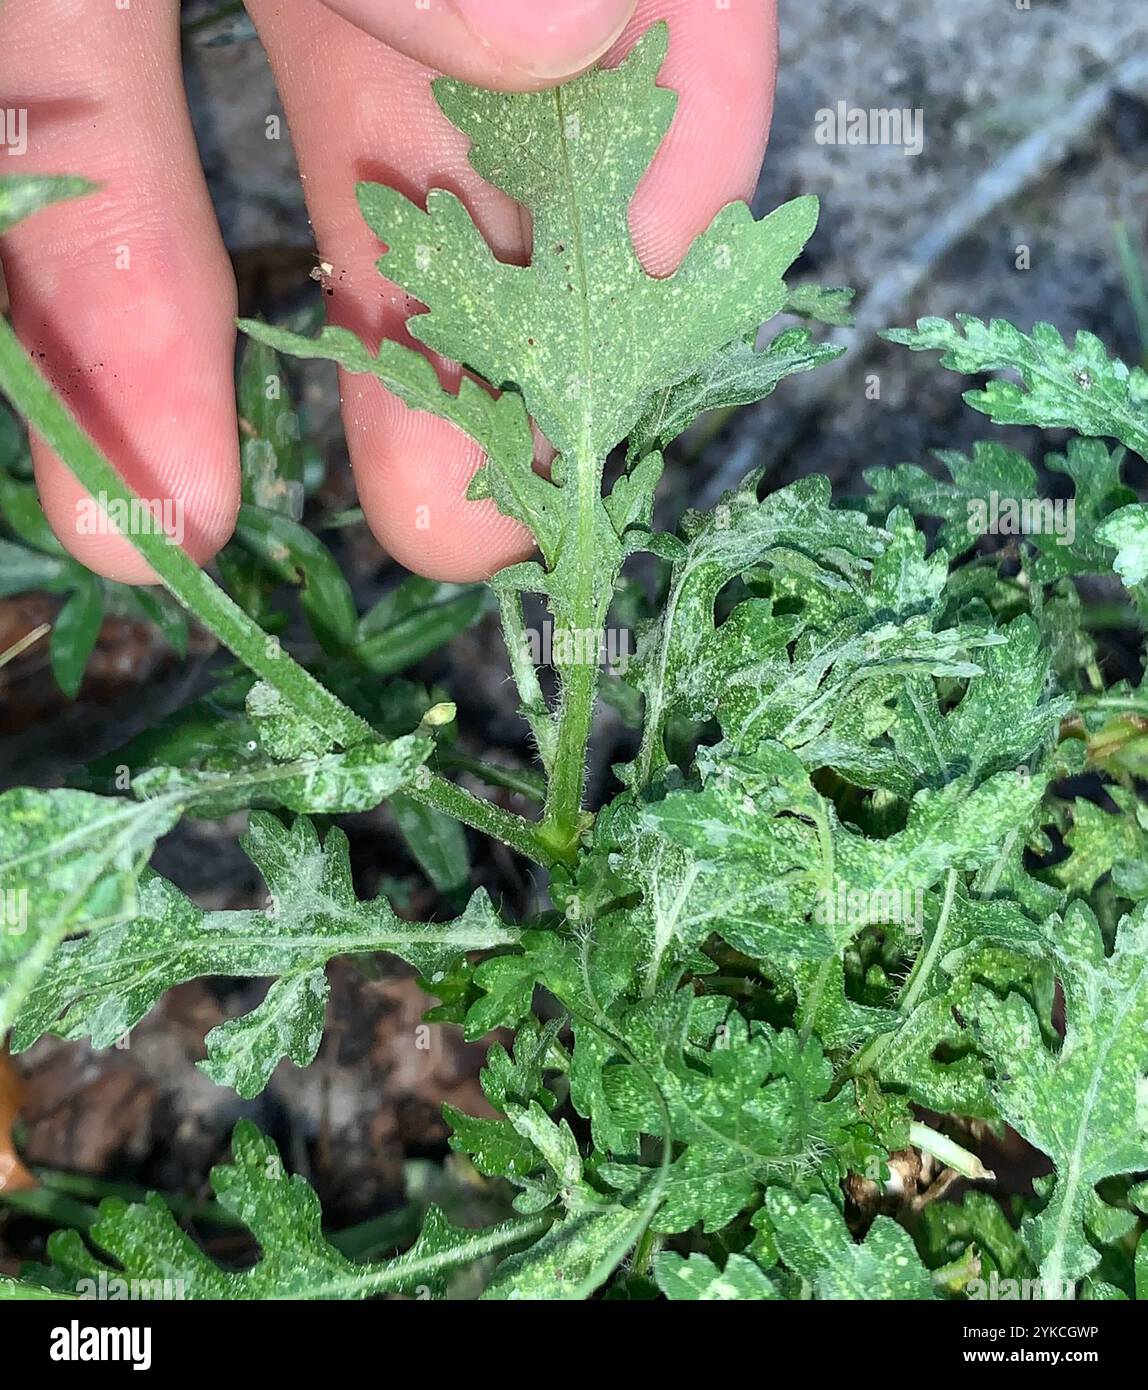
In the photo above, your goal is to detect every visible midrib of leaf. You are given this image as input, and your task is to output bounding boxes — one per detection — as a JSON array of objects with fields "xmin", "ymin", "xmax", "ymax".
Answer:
[
  {"xmin": 54, "ymin": 922, "xmax": 508, "ymax": 976},
  {"xmin": 642, "ymin": 857, "xmax": 701, "ymax": 997},
  {"xmin": 1041, "ymin": 947, "xmax": 1148, "ymax": 1289},
  {"xmin": 145, "ymin": 752, "xmax": 410, "ymax": 799},
  {"xmin": 641, "ymin": 384, "xmax": 675, "ymax": 452},
  {"xmin": 633, "ymin": 544, "xmax": 707, "ymax": 787},
  {"xmin": 539, "ymin": 85, "xmax": 611, "ymax": 855},
  {"xmin": 270, "ymin": 1213, "xmax": 552, "ymax": 1299},
  {"xmin": 1002, "ymin": 350, "xmax": 1148, "ymax": 461},
  {"xmin": 554, "ymin": 84, "xmax": 595, "ymax": 473},
  {"xmin": 1, "ymin": 794, "xmax": 176, "ymax": 876},
  {"xmin": 976, "ymin": 826, "xmax": 1017, "ymax": 899},
  {"xmin": 905, "ymin": 680, "xmax": 949, "ymax": 775}
]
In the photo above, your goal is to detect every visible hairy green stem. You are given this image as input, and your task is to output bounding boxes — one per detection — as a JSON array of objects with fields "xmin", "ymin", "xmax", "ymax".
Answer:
[
  {"xmin": 269, "ymin": 1213, "xmax": 554, "ymax": 1300},
  {"xmin": 437, "ymin": 748, "xmax": 545, "ymax": 803},
  {"xmin": 630, "ymin": 1226, "xmax": 660, "ymax": 1279},
  {"xmin": 497, "ymin": 590, "xmax": 557, "ymax": 773},
  {"xmin": 0, "ymin": 318, "xmax": 370, "ymax": 749},
  {"xmin": 413, "ymin": 770, "xmax": 552, "ymax": 865},
  {"xmin": 897, "ymin": 868, "xmax": 957, "ymax": 1017},
  {"xmin": 540, "ymin": 651, "xmax": 597, "ymax": 860}
]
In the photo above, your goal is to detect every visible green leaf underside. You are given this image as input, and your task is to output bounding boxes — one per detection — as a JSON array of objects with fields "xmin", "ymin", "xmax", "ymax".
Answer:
[
  {"xmin": 966, "ymin": 903, "xmax": 1148, "ymax": 1290},
  {"xmin": 884, "ymin": 316, "xmax": 1148, "ymax": 460},
  {"xmin": 19, "ymin": 1121, "xmax": 546, "ymax": 1299},
  {"xmin": 242, "ymin": 21, "xmax": 825, "ymax": 647},
  {"xmin": 765, "ymin": 1190, "xmax": 936, "ymax": 1299},
  {"xmin": 13, "ymin": 815, "xmax": 516, "ymax": 1098}
]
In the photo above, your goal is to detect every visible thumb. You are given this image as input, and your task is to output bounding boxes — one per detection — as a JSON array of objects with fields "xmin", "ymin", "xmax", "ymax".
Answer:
[{"xmin": 313, "ymin": 0, "xmax": 638, "ymax": 88}]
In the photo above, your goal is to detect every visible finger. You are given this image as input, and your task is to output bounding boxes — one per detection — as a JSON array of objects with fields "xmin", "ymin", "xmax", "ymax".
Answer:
[
  {"xmin": 617, "ymin": 0, "xmax": 778, "ymax": 276},
  {"xmin": 315, "ymin": 0, "xmax": 637, "ymax": 90},
  {"xmin": 0, "ymin": 0, "xmax": 239, "ymax": 584},
  {"xmin": 247, "ymin": 0, "xmax": 537, "ymax": 582}
]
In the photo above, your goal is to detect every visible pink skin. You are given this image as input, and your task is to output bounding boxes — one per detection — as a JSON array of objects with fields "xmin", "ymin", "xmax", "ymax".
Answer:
[{"xmin": 0, "ymin": 0, "xmax": 777, "ymax": 585}]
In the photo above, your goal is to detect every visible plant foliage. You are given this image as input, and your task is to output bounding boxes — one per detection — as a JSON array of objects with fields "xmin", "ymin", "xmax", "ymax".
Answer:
[{"xmin": 1, "ymin": 24, "xmax": 1148, "ymax": 1302}]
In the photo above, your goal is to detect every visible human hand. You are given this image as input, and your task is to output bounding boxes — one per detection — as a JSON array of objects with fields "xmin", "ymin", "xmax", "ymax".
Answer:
[{"xmin": 0, "ymin": 0, "xmax": 777, "ymax": 583}]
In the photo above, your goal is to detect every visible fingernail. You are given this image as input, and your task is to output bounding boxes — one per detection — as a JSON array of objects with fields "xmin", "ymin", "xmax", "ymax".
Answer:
[{"xmin": 450, "ymin": 0, "xmax": 636, "ymax": 80}]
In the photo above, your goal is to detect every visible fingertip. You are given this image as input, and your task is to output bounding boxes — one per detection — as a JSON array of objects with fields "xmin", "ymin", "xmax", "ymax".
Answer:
[
  {"xmin": 14, "ymin": 245, "xmax": 244, "ymax": 587},
  {"xmin": 343, "ymin": 375, "xmax": 535, "ymax": 582},
  {"xmin": 0, "ymin": 0, "xmax": 244, "ymax": 589},
  {"xmin": 310, "ymin": 0, "xmax": 636, "ymax": 90},
  {"xmin": 368, "ymin": 501, "xmax": 533, "ymax": 584},
  {"xmin": 448, "ymin": 0, "xmax": 637, "ymax": 82},
  {"xmin": 33, "ymin": 429, "xmax": 241, "ymax": 586},
  {"xmin": 618, "ymin": 0, "xmax": 777, "ymax": 277}
]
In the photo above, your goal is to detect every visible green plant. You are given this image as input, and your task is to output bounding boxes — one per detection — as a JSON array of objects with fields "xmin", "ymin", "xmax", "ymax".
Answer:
[{"xmin": 2, "ymin": 24, "xmax": 1148, "ymax": 1301}]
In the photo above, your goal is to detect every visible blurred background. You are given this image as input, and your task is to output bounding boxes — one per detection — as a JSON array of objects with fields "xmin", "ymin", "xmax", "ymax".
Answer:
[{"xmin": 1, "ymin": 0, "xmax": 1146, "ymax": 1256}]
